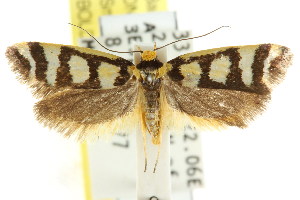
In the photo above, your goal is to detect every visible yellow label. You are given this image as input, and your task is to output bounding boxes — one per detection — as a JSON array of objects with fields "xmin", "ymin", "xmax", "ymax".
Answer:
[
  {"xmin": 69, "ymin": 0, "xmax": 167, "ymax": 45},
  {"xmin": 69, "ymin": 1, "xmax": 167, "ymax": 200}
]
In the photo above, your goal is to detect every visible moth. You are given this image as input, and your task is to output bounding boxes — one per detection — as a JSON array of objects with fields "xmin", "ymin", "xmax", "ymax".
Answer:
[{"xmin": 6, "ymin": 41, "xmax": 292, "ymax": 147}]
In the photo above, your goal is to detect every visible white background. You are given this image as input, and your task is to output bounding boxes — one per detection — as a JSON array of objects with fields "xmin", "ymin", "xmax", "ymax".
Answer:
[{"xmin": 0, "ymin": 0, "xmax": 300, "ymax": 200}]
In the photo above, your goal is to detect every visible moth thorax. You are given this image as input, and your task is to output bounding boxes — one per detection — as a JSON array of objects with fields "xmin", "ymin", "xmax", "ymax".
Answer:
[
  {"xmin": 139, "ymin": 68, "xmax": 161, "ymax": 89},
  {"xmin": 145, "ymin": 72, "xmax": 158, "ymax": 85},
  {"xmin": 146, "ymin": 73, "xmax": 155, "ymax": 83},
  {"xmin": 141, "ymin": 50, "xmax": 156, "ymax": 61}
]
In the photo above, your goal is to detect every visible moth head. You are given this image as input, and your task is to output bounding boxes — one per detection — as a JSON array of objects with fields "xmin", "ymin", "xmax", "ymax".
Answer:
[
  {"xmin": 136, "ymin": 44, "xmax": 164, "ymax": 87},
  {"xmin": 136, "ymin": 44, "xmax": 163, "ymax": 71},
  {"xmin": 141, "ymin": 50, "xmax": 157, "ymax": 61},
  {"xmin": 139, "ymin": 43, "xmax": 157, "ymax": 61}
]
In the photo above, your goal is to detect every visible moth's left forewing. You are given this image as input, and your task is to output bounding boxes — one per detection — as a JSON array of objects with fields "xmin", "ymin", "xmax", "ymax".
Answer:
[
  {"xmin": 162, "ymin": 44, "xmax": 292, "ymax": 129},
  {"xmin": 6, "ymin": 42, "xmax": 134, "ymax": 98}
]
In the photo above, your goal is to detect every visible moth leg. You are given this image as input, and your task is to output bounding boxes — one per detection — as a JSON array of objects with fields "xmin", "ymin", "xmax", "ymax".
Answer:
[
  {"xmin": 141, "ymin": 113, "xmax": 148, "ymax": 172},
  {"xmin": 143, "ymin": 130, "xmax": 148, "ymax": 172},
  {"xmin": 153, "ymin": 143, "xmax": 161, "ymax": 173}
]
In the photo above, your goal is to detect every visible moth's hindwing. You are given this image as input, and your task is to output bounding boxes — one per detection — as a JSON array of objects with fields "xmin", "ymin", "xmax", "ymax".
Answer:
[
  {"xmin": 34, "ymin": 78, "xmax": 140, "ymax": 139},
  {"xmin": 166, "ymin": 44, "xmax": 292, "ymax": 95},
  {"xmin": 6, "ymin": 42, "xmax": 135, "ymax": 97},
  {"xmin": 163, "ymin": 44, "xmax": 292, "ymax": 128}
]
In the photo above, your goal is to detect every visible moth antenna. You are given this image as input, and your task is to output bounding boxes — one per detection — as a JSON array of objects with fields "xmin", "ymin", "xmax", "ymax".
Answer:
[
  {"xmin": 68, "ymin": 23, "xmax": 142, "ymax": 53},
  {"xmin": 155, "ymin": 26, "xmax": 231, "ymax": 51}
]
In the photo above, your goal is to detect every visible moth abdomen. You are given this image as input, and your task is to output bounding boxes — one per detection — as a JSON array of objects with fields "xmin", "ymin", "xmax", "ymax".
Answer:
[{"xmin": 143, "ymin": 86, "xmax": 161, "ymax": 145}]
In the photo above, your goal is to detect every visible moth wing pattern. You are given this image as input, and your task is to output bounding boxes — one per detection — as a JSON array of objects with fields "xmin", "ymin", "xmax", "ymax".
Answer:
[
  {"xmin": 6, "ymin": 42, "xmax": 135, "ymax": 97},
  {"xmin": 6, "ymin": 42, "xmax": 140, "ymax": 139},
  {"xmin": 163, "ymin": 44, "xmax": 292, "ymax": 128}
]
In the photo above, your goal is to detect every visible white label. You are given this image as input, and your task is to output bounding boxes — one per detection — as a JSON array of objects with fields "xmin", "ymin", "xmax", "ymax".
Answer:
[
  {"xmin": 79, "ymin": 11, "xmax": 204, "ymax": 200},
  {"xmin": 170, "ymin": 126, "xmax": 204, "ymax": 191},
  {"xmin": 85, "ymin": 128, "xmax": 204, "ymax": 200},
  {"xmin": 134, "ymin": 44, "xmax": 171, "ymax": 200},
  {"xmin": 100, "ymin": 11, "xmax": 177, "ymax": 35},
  {"xmin": 87, "ymin": 133, "xmax": 136, "ymax": 199}
]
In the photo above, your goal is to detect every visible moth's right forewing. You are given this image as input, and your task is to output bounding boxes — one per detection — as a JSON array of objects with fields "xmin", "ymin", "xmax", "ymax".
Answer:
[{"xmin": 166, "ymin": 44, "xmax": 292, "ymax": 95}]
